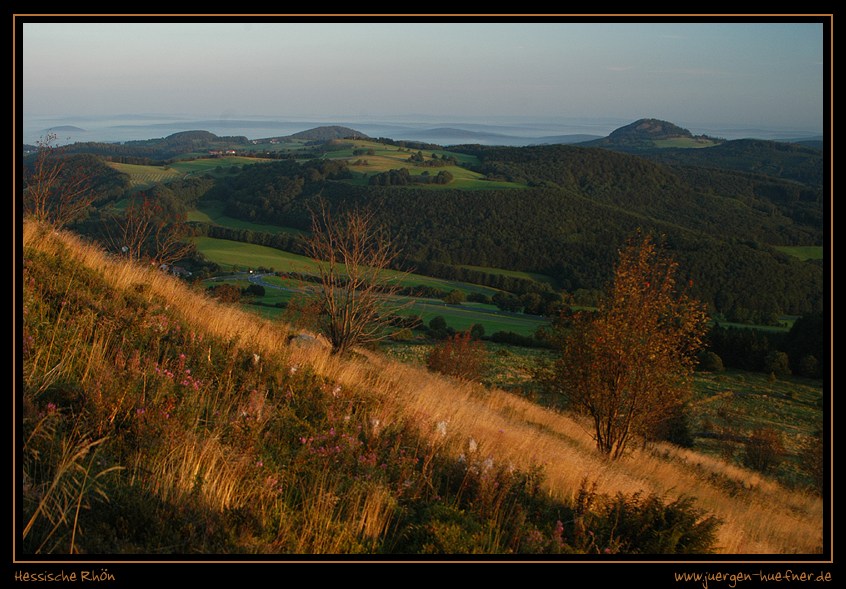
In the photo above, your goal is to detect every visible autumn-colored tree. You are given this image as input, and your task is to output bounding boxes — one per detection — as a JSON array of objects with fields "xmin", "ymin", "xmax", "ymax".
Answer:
[
  {"xmin": 427, "ymin": 331, "xmax": 489, "ymax": 382},
  {"xmin": 547, "ymin": 233, "xmax": 708, "ymax": 459},
  {"xmin": 23, "ymin": 133, "xmax": 96, "ymax": 229},
  {"xmin": 304, "ymin": 203, "xmax": 407, "ymax": 355}
]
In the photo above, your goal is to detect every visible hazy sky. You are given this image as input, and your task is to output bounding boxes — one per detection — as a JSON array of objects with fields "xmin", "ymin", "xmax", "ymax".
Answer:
[{"xmin": 20, "ymin": 20, "xmax": 826, "ymax": 132}]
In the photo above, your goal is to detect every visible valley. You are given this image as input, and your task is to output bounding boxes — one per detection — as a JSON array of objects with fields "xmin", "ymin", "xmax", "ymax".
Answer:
[{"xmin": 19, "ymin": 116, "xmax": 827, "ymax": 557}]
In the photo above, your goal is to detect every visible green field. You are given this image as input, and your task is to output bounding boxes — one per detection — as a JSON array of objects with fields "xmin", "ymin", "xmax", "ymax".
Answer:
[
  {"xmin": 110, "ymin": 139, "xmax": 519, "ymax": 191},
  {"xmin": 343, "ymin": 169, "xmax": 520, "ymax": 190},
  {"xmin": 229, "ymin": 290, "xmax": 547, "ymax": 338},
  {"xmin": 714, "ymin": 318, "xmax": 795, "ymax": 332},
  {"xmin": 404, "ymin": 301, "xmax": 547, "ymax": 336},
  {"xmin": 774, "ymin": 245, "xmax": 825, "ymax": 261},
  {"xmin": 108, "ymin": 156, "xmax": 271, "ymax": 188},
  {"xmin": 107, "ymin": 162, "xmax": 183, "ymax": 187},
  {"xmin": 324, "ymin": 140, "xmax": 523, "ymax": 190},
  {"xmin": 194, "ymin": 236, "xmax": 549, "ymax": 336},
  {"xmin": 189, "ymin": 201, "xmax": 306, "ymax": 235},
  {"xmin": 240, "ymin": 139, "xmax": 314, "ymax": 153},
  {"xmin": 169, "ymin": 156, "xmax": 270, "ymax": 174},
  {"xmin": 193, "ymin": 237, "xmax": 319, "ymax": 273},
  {"xmin": 193, "ymin": 237, "xmax": 499, "ymax": 296},
  {"xmin": 458, "ymin": 264, "xmax": 558, "ymax": 287},
  {"xmin": 194, "ymin": 236, "xmax": 504, "ymax": 297}
]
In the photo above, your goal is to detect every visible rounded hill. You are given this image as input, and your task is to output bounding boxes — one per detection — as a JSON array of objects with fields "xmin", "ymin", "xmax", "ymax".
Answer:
[
  {"xmin": 608, "ymin": 118, "xmax": 695, "ymax": 140},
  {"xmin": 581, "ymin": 118, "xmax": 723, "ymax": 150},
  {"xmin": 288, "ymin": 125, "xmax": 370, "ymax": 141}
]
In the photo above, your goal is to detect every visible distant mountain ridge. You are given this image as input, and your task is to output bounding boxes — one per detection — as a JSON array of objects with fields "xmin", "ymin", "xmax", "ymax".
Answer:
[{"xmin": 41, "ymin": 125, "xmax": 87, "ymax": 133}]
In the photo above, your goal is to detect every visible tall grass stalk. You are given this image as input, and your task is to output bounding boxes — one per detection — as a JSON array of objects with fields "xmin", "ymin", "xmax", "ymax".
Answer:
[
  {"xmin": 22, "ymin": 414, "xmax": 122, "ymax": 554},
  {"xmin": 146, "ymin": 433, "xmax": 259, "ymax": 512},
  {"xmin": 21, "ymin": 221, "xmax": 824, "ymax": 554}
]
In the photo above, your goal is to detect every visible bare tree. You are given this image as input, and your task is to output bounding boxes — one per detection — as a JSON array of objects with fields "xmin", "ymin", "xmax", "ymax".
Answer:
[
  {"xmin": 303, "ymin": 202, "xmax": 407, "ymax": 355},
  {"xmin": 546, "ymin": 233, "xmax": 708, "ymax": 460},
  {"xmin": 102, "ymin": 194, "xmax": 194, "ymax": 268},
  {"xmin": 23, "ymin": 133, "xmax": 96, "ymax": 229}
]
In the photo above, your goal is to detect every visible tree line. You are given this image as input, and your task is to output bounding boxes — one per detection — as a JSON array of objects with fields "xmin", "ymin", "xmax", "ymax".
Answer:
[{"xmin": 368, "ymin": 168, "xmax": 454, "ymax": 186}]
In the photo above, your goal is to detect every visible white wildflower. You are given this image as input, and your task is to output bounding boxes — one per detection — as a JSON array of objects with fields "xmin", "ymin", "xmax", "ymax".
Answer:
[
  {"xmin": 435, "ymin": 420, "xmax": 448, "ymax": 438},
  {"xmin": 468, "ymin": 438, "xmax": 478, "ymax": 453}
]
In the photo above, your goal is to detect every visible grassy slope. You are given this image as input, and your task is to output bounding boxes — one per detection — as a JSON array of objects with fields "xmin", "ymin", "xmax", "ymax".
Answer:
[
  {"xmin": 107, "ymin": 156, "xmax": 271, "ymax": 189},
  {"xmin": 188, "ymin": 200, "xmax": 306, "ymax": 235},
  {"xmin": 773, "ymin": 245, "xmax": 825, "ymax": 261},
  {"xmin": 457, "ymin": 263, "xmax": 558, "ymax": 287},
  {"xmin": 21, "ymin": 222, "xmax": 824, "ymax": 555},
  {"xmin": 385, "ymin": 341, "xmax": 824, "ymax": 488},
  {"xmin": 106, "ymin": 161, "xmax": 182, "ymax": 187},
  {"xmin": 331, "ymin": 139, "xmax": 523, "ymax": 190}
]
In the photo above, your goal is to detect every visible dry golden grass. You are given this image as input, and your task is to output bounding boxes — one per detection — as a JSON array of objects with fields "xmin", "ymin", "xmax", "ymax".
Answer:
[
  {"xmin": 22, "ymin": 222, "xmax": 825, "ymax": 554},
  {"xmin": 276, "ymin": 346, "xmax": 824, "ymax": 554}
]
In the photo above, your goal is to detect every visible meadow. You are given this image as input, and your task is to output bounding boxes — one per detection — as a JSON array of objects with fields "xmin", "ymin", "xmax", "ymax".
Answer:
[
  {"xmin": 21, "ymin": 123, "xmax": 826, "ymax": 560},
  {"xmin": 188, "ymin": 201, "xmax": 306, "ymax": 235},
  {"xmin": 21, "ymin": 221, "xmax": 825, "ymax": 556},
  {"xmin": 106, "ymin": 162, "xmax": 182, "ymax": 187},
  {"xmin": 108, "ymin": 140, "xmax": 519, "ymax": 192},
  {"xmin": 774, "ymin": 245, "xmax": 825, "ymax": 261},
  {"xmin": 197, "ymin": 229, "xmax": 824, "ymax": 493},
  {"xmin": 193, "ymin": 236, "xmax": 548, "ymax": 337},
  {"xmin": 328, "ymin": 139, "xmax": 523, "ymax": 190},
  {"xmin": 457, "ymin": 263, "xmax": 558, "ymax": 287},
  {"xmin": 107, "ymin": 156, "xmax": 270, "ymax": 189},
  {"xmin": 384, "ymin": 339, "xmax": 824, "ymax": 493}
]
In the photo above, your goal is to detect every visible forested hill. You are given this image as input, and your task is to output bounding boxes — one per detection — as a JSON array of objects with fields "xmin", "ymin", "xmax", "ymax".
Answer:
[
  {"xmin": 312, "ymin": 181, "xmax": 823, "ymax": 318},
  {"xmin": 202, "ymin": 139, "xmax": 824, "ymax": 317},
  {"xmin": 632, "ymin": 138, "xmax": 825, "ymax": 188},
  {"xmin": 49, "ymin": 130, "xmax": 250, "ymax": 163},
  {"xmin": 450, "ymin": 144, "xmax": 822, "ymax": 242},
  {"xmin": 287, "ymin": 125, "xmax": 370, "ymax": 141},
  {"xmin": 571, "ymin": 119, "xmax": 823, "ymax": 188}
]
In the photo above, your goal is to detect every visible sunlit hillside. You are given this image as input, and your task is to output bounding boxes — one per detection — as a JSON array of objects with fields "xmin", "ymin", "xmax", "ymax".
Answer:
[{"xmin": 19, "ymin": 221, "xmax": 823, "ymax": 556}]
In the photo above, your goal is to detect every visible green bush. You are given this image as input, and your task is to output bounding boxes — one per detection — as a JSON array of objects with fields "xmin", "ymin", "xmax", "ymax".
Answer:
[
  {"xmin": 798, "ymin": 354, "xmax": 821, "ymax": 379},
  {"xmin": 763, "ymin": 351, "xmax": 791, "ymax": 377},
  {"xmin": 242, "ymin": 283, "xmax": 265, "ymax": 297},
  {"xmin": 570, "ymin": 480, "xmax": 720, "ymax": 554},
  {"xmin": 443, "ymin": 290, "xmax": 466, "ymax": 305},
  {"xmin": 651, "ymin": 403, "xmax": 695, "ymax": 448},
  {"xmin": 591, "ymin": 492, "xmax": 721, "ymax": 554},
  {"xmin": 697, "ymin": 350, "xmax": 725, "ymax": 372}
]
